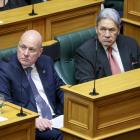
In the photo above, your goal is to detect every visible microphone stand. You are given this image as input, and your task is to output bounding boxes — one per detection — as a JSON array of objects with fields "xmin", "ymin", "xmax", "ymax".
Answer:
[
  {"xmin": 16, "ymin": 71, "xmax": 27, "ymax": 117},
  {"xmin": 28, "ymin": 4, "xmax": 38, "ymax": 16},
  {"xmin": 17, "ymin": 105, "xmax": 27, "ymax": 117},
  {"xmin": 89, "ymin": 37, "xmax": 99, "ymax": 96}
]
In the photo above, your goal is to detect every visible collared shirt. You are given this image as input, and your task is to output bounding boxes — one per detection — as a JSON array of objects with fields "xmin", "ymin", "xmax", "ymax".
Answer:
[
  {"xmin": 26, "ymin": 65, "xmax": 55, "ymax": 117},
  {"xmin": 103, "ymin": 42, "xmax": 124, "ymax": 72}
]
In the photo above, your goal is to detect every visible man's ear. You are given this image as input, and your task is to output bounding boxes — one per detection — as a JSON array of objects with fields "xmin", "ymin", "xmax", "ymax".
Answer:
[{"xmin": 39, "ymin": 47, "xmax": 43, "ymax": 56}]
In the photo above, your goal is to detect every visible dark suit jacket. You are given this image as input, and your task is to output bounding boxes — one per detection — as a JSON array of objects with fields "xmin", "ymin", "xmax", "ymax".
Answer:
[
  {"xmin": 0, "ymin": 54, "xmax": 64, "ymax": 115},
  {"xmin": 0, "ymin": 0, "xmax": 27, "ymax": 11},
  {"xmin": 75, "ymin": 35, "xmax": 140, "ymax": 83},
  {"xmin": 30, "ymin": 0, "xmax": 44, "ymax": 4}
]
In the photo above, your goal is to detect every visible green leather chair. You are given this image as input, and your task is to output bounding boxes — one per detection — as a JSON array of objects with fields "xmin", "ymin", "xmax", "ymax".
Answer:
[
  {"xmin": 0, "ymin": 41, "xmax": 59, "ymax": 62},
  {"xmin": 0, "ymin": 47, "xmax": 16, "ymax": 61},
  {"xmin": 54, "ymin": 27, "xmax": 96, "ymax": 85}
]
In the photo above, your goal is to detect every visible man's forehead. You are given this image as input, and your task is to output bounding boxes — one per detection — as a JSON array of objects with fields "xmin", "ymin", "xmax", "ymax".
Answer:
[
  {"xmin": 98, "ymin": 19, "xmax": 118, "ymax": 28},
  {"xmin": 19, "ymin": 43, "xmax": 39, "ymax": 49},
  {"xmin": 19, "ymin": 37, "xmax": 39, "ymax": 47}
]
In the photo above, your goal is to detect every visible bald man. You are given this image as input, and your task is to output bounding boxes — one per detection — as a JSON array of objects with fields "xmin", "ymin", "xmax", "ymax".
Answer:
[{"xmin": 0, "ymin": 30, "xmax": 64, "ymax": 140}]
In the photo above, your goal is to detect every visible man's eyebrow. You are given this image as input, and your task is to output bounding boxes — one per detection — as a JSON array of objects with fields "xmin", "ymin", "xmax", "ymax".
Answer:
[
  {"xmin": 99, "ymin": 26, "xmax": 116, "ymax": 29},
  {"xmin": 19, "ymin": 43, "xmax": 26, "ymax": 47}
]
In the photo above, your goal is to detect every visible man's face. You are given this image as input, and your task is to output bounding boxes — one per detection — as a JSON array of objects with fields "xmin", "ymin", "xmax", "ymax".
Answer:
[
  {"xmin": 17, "ymin": 39, "xmax": 43, "ymax": 68},
  {"xmin": 96, "ymin": 19, "xmax": 120, "ymax": 48}
]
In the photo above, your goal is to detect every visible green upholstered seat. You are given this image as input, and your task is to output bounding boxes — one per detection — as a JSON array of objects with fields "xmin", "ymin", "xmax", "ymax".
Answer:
[
  {"xmin": 0, "ymin": 47, "xmax": 16, "ymax": 61},
  {"xmin": 54, "ymin": 27, "xmax": 96, "ymax": 85},
  {"xmin": 0, "ymin": 41, "xmax": 59, "ymax": 62}
]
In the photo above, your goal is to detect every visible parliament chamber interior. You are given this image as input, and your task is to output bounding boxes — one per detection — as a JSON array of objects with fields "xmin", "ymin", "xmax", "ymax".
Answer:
[{"xmin": 0, "ymin": 0, "xmax": 140, "ymax": 140}]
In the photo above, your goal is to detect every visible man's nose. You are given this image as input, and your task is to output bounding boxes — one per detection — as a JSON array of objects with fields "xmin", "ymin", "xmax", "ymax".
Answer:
[
  {"xmin": 104, "ymin": 30, "xmax": 111, "ymax": 37},
  {"xmin": 24, "ymin": 48, "xmax": 29, "ymax": 56}
]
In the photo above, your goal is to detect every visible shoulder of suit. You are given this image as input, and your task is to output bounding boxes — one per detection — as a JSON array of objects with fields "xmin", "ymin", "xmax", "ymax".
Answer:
[
  {"xmin": 78, "ymin": 38, "xmax": 95, "ymax": 51},
  {"xmin": 118, "ymin": 34, "xmax": 136, "ymax": 42},
  {"xmin": 38, "ymin": 55, "xmax": 54, "ymax": 64},
  {"xmin": 117, "ymin": 35, "xmax": 139, "ymax": 48}
]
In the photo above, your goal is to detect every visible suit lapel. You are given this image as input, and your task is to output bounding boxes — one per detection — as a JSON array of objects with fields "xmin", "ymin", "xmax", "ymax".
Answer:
[
  {"xmin": 35, "ymin": 58, "xmax": 50, "ymax": 95},
  {"xmin": 21, "ymin": 71, "xmax": 37, "ymax": 109},
  {"xmin": 116, "ymin": 36, "xmax": 131, "ymax": 71},
  {"xmin": 11, "ymin": 55, "xmax": 37, "ymax": 110},
  {"xmin": 35, "ymin": 57, "xmax": 54, "ymax": 107},
  {"xmin": 97, "ymin": 42, "xmax": 112, "ymax": 76}
]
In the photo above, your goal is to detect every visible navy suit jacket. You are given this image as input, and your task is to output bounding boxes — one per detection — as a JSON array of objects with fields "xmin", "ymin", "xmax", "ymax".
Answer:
[
  {"xmin": 0, "ymin": 54, "xmax": 64, "ymax": 115},
  {"xmin": 75, "ymin": 35, "xmax": 140, "ymax": 83}
]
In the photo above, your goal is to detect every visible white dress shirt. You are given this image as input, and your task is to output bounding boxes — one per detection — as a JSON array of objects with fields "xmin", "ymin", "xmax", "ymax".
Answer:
[{"xmin": 29, "ymin": 65, "xmax": 55, "ymax": 117}]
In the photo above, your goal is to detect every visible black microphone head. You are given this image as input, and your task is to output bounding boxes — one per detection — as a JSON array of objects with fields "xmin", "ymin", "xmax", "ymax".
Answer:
[{"xmin": 130, "ymin": 54, "xmax": 140, "ymax": 69}]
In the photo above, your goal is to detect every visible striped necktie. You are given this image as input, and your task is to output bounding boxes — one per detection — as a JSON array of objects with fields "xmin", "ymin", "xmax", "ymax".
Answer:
[{"xmin": 25, "ymin": 67, "xmax": 52, "ymax": 119}]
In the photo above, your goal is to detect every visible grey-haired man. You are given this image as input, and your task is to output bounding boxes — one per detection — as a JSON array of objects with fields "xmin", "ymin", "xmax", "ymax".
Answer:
[{"xmin": 75, "ymin": 8, "xmax": 140, "ymax": 83}]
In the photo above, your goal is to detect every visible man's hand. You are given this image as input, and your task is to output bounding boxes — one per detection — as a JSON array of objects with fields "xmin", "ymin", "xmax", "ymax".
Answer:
[{"xmin": 35, "ymin": 118, "xmax": 52, "ymax": 131}]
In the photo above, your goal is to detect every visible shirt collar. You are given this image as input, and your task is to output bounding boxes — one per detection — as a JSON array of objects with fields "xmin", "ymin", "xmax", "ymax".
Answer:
[
  {"xmin": 103, "ymin": 42, "xmax": 118, "ymax": 52},
  {"xmin": 22, "ymin": 64, "xmax": 35, "ymax": 70}
]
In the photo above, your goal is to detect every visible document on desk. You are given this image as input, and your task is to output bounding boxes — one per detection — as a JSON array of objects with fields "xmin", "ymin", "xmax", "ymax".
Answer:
[
  {"xmin": 0, "ymin": 116, "xmax": 8, "ymax": 122},
  {"xmin": 52, "ymin": 115, "xmax": 64, "ymax": 129}
]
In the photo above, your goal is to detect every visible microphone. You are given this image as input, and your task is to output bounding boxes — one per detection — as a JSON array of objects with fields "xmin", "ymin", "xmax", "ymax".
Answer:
[
  {"xmin": 89, "ymin": 36, "xmax": 99, "ymax": 96},
  {"xmin": 16, "ymin": 70, "xmax": 27, "ymax": 117},
  {"xmin": 28, "ymin": 4, "xmax": 38, "ymax": 16},
  {"xmin": 130, "ymin": 54, "xmax": 140, "ymax": 69}
]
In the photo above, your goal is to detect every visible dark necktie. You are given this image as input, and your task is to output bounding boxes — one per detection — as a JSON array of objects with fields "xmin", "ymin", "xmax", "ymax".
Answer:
[
  {"xmin": 107, "ymin": 47, "xmax": 121, "ymax": 75},
  {"xmin": 25, "ymin": 67, "xmax": 52, "ymax": 119}
]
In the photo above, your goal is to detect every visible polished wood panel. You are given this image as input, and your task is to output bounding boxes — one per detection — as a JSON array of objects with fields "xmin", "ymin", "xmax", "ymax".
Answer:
[
  {"xmin": 61, "ymin": 69, "xmax": 140, "ymax": 139},
  {"xmin": 123, "ymin": 0, "xmax": 140, "ymax": 22},
  {"xmin": 0, "ymin": 21, "xmax": 32, "ymax": 49},
  {"xmin": 123, "ymin": 18, "xmax": 140, "ymax": 46},
  {"xmin": 0, "ymin": 102, "xmax": 38, "ymax": 140},
  {"xmin": 122, "ymin": 0, "xmax": 140, "ymax": 46},
  {"xmin": 0, "ymin": 0, "xmax": 103, "ymax": 49}
]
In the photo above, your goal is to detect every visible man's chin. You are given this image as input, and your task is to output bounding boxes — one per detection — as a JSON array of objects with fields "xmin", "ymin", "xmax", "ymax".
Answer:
[
  {"xmin": 103, "ymin": 43, "xmax": 112, "ymax": 48},
  {"xmin": 21, "ymin": 63, "xmax": 31, "ymax": 68}
]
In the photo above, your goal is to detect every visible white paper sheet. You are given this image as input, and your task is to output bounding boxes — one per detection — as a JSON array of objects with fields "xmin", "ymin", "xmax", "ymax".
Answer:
[
  {"xmin": 0, "ymin": 116, "xmax": 8, "ymax": 122},
  {"xmin": 52, "ymin": 115, "xmax": 64, "ymax": 129}
]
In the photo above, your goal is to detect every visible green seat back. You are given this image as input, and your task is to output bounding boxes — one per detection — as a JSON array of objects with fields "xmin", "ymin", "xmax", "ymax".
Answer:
[
  {"xmin": 54, "ymin": 27, "xmax": 96, "ymax": 85},
  {"xmin": 0, "ymin": 47, "xmax": 17, "ymax": 61}
]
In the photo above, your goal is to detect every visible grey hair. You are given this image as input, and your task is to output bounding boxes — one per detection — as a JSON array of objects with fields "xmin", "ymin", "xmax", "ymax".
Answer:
[{"xmin": 96, "ymin": 8, "xmax": 121, "ymax": 28}]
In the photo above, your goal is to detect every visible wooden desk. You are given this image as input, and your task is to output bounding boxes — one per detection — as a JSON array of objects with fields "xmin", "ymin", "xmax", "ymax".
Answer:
[
  {"xmin": 122, "ymin": 0, "xmax": 140, "ymax": 46},
  {"xmin": 0, "ymin": 102, "xmax": 38, "ymax": 140},
  {"xmin": 61, "ymin": 69, "xmax": 140, "ymax": 140},
  {"xmin": 0, "ymin": 0, "xmax": 103, "ymax": 49}
]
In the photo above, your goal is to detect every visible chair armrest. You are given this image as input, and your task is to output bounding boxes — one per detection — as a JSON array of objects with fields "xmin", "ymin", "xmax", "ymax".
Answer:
[{"xmin": 42, "ymin": 40, "xmax": 60, "ymax": 61}]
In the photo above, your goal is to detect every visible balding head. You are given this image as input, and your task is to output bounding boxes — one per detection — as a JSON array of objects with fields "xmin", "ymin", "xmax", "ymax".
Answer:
[
  {"xmin": 17, "ymin": 30, "xmax": 43, "ymax": 68},
  {"xmin": 20, "ymin": 30, "xmax": 42, "ymax": 48}
]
